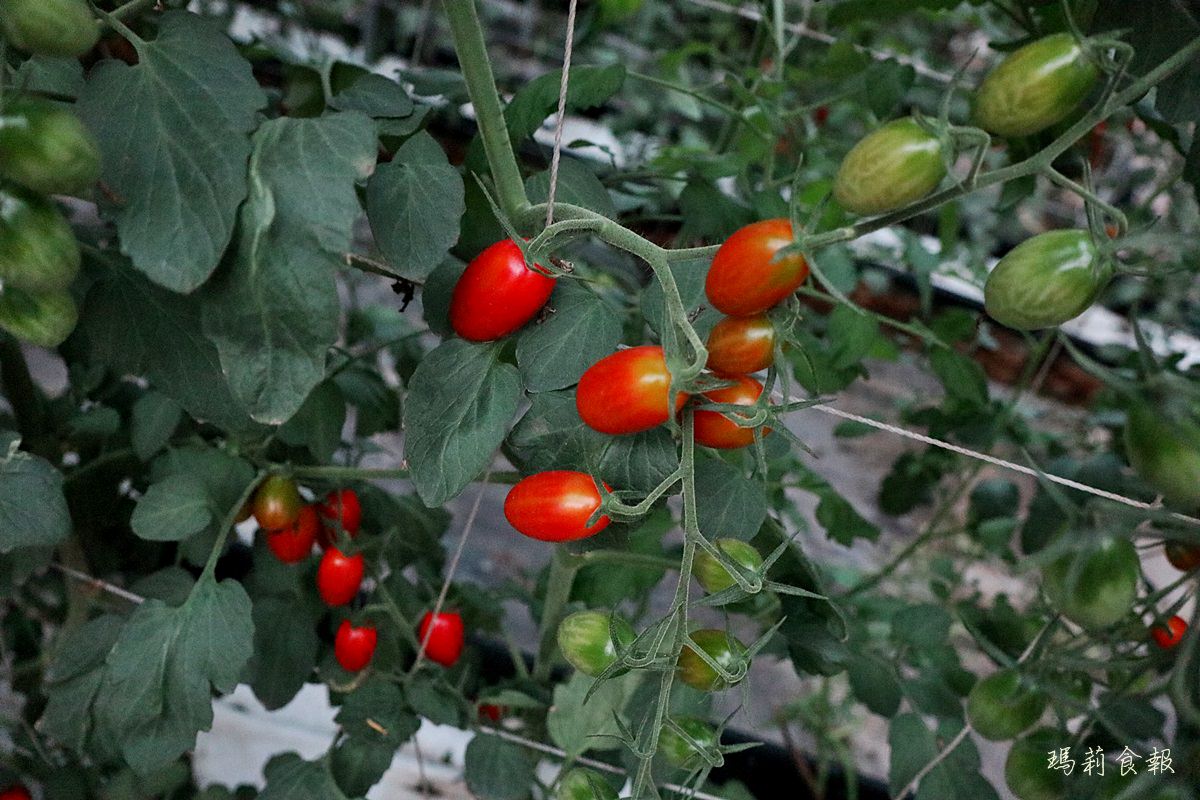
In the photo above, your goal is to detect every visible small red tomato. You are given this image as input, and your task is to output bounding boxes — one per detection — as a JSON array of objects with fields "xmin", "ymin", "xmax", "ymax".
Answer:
[
  {"xmin": 478, "ymin": 703, "xmax": 505, "ymax": 722},
  {"xmin": 252, "ymin": 475, "xmax": 303, "ymax": 531},
  {"xmin": 449, "ymin": 239, "xmax": 555, "ymax": 342},
  {"xmin": 504, "ymin": 471, "xmax": 611, "ymax": 542},
  {"xmin": 1152, "ymin": 615, "xmax": 1187, "ymax": 650},
  {"xmin": 335, "ymin": 619, "xmax": 378, "ymax": 672},
  {"xmin": 267, "ymin": 505, "xmax": 319, "ymax": 564},
  {"xmin": 813, "ymin": 105, "xmax": 830, "ymax": 126},
  {"xmin": 1165, "ymin": 541, "xmax": 1200, "ymax": 572},
  {"xmin": 317, "ymin": 488, "xmax": 362, "ymax": 549},
  {"xmin": 694, "ymin": 376, "xmax": 769, "ymax": 450},
  {"xmin": 418, "ymin": 610, "xmax": 465, "ymax": 667},
  {"xmin": 317, "ymin": 547, "xmax": 364, "ymax": 607},
  {"xmin": 576, "ymin": 345, "xmax": 688, "ymax": 435},
  {"xmin": 706, "ymin": 314, "xmax": 776, "ymax": 375},
  {"xmin": 0, "ymin": 787, "xmax": 31, "ymax": 800},
  {"xmin": 705, "ymin": 219, "xmax": 809, "ymax": 316}
]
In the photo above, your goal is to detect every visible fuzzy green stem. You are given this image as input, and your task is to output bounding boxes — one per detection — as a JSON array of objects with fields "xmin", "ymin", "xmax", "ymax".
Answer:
[{"xmin": 533, "ymin": 547, "xmax": 580, "ymax": 682}]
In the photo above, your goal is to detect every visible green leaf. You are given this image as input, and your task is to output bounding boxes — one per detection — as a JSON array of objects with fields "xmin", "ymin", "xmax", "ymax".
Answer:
[
  {"xmin": 245, "ymin": 597, "xmax": 319, "ymax": 711},
  {"xmin": 97, "ymin": 577, "xmax": 254, "ymax": 773},
  {"xmin": 679, "ymin": 179, "xmax": 753, "ymax": 241},
  {"xmin": 547, "ymin": 671, "xmax": 642, "ymax": 756},
  {"xmin": 598, "ymin": 427, "xmax": 679, "ymax": 494},
  {"xmin": 516, "ymin": 282, "xmax": 622, "ymax": 392},
  {"xmin": 507, "ymin": 390, "xmax": 608, "ymax": 473},
  {"xmin": 887, "ymin": 714, "xmax": 999, "ymax": 800},
  {"xmin": 331, "ymin": 72, "xmax": 415, "ymax": 118},
  {"xmin": 794, "ymin": 465, "xmax": 879, "ymax": 546},
  {"xmin": 130, "ymin": 473, "xmax": 214, "ymax": 542},
  {"xmin": 332, "ymin": 365, "xmax": 399, "ymax": 438},
  {"xmin": 277, "ymin": 380, "xmax": 346, "ymax": 462},
  {"xmin": 504, "ymin": 65, "xmax": 625, "ymax": 144},
  {"xmin": 827, "ymin": 305, "xmax": 881, "ymax": 370},
  {"xmin": 891, "ymin": 604, "xmax": 953, "ymax": 650},
  {"xmin": 331, "ymin": 738, "xmax": 396, "ymax": 797},
  {"xmin": 76, "ymin": 11, "xmax": 266, "ymax": 291},
  {"xmin": 694, "ymin": 459, "xmax": 767, "ymax": 541},
  {"xmin": 828, "ymin": 0, "xmax": 962, "ymax": 26},
  {"xmin": 130, "ymin": 392, "xmax": 183, "ymax": 462},
  {"xmin": 465, "ymin": 735, "xmax": 537, "ymax": 800},
  {"xmin": 642, "ymin": 257, "xmax": 720, "ymax": 340},
  {"xmin": 0, "ymin": 436, "xmax": 71, "ymax": 552},
  {"xmin": 406, "ymin": 678, "xmax": 467, "ymax": 727},
  {"xmin": 202, "ymin": 112, "xmax": 377, "ymax": 423},
  {"xmin": 15, "ymin": 55, "xmax": 84, "ymax": 98},
  {"xmin": 81, "ymin": 263, "xmax": 257, "ymax": 433},
  {"xmin": 260, "ymin": 753, "xmax": 352, "ymax": 800},
  {"xmin": 337, "ymin": 679, "xmax": 421, "ymax": 744},
  {"xmin": 366, "ymin": 131, "xmax": 464, "ymax": 281},
  {"xmin": 847, "ymin": 653, "xmax": 902, "ymax": 717},
  {"xmin": 403, "ymin": 339, "xmax": 521, "ymax": 505},
  {"xmin": 41, "ymin": 615, "xmax": 124, "ymax": 755},
  {"xmin": 525, "ymin": 158, "xmax": 616, "ymax": 219},
  {"xmin": 930, "ymin": 347, "xmax": 989, "ymax": 407}
]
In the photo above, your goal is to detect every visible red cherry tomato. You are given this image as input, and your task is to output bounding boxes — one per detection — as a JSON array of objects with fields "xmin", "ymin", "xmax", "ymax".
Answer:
[
  {"xmin": 335, "ymin": 619, "xmax": 378, "ymax": 672},
  {"xmin": 317, "ymin": 488, "xmax": 362, "ymax": 549},
  {"xmin": 0, "ymin": 787, "xmax": 31, "ymax": 800},
  {"xmin": 706, "ymin": 314, "xmax": 776, "ymax": 375},
  {"xmin": 267, "ymin": 505, "xmax": 319, "ymax": 564},
  {"xmin": 317, "ymin": 547, "xmax": 364, "ymax": 607},
  {"xmin": 478, "ymin": 703, "xmax": 505, "ymax": 722},
  {"xmin": 1165, "ymin": 541, "xmax": 1200, "ymax": 572},
  {"xmin": 504, "ymin": 471, "xmax": 611, "ymax": 542},
  {"xmin": 418, "ymin": 610, "xmax": 465, "ymax": 667},
  {"xmin": 252, "ymin": 475, "xmax": 303, "ymax": 531},
  {"xmin": 705, "ymin": 219, "xmax": 809, "ymax": 316},
  {"xmin": 576, "ymin": 345, "xmax": 688, "ymax": 435},
  {"xmin": 449, "ymin": 239, "xmax": 555, "ymax": 341},
  {"xmin": 1152, "ymin": 615, "xmax": 1187, "ymax": 650},
  {"xmin": 694, "ymin": 376, "xmax": 769, "ymax": 450},
  {"xmin": 813, "ymin": 105, "xmax": 830, "ymax": 126}
]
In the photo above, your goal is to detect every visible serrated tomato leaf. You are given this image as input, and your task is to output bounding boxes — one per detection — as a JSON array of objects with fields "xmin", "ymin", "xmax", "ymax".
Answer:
[{"xmin": 0, "ymin": 435, "xmax": 71, "ymax": 552}]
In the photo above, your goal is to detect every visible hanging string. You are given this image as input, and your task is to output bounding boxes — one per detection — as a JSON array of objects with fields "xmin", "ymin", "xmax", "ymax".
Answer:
[{"xmin": 545, "ymin": 0, "xmax": 580, "ymax": 227}]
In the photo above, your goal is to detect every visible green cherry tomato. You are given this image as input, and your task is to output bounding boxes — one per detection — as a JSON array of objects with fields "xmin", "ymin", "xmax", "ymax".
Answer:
[
  {"xmin": 557, "ymin": 610, "xmax": 636, "ymax": 677},
  {"xmin": 0, "ymin": 188, "xmax": 80, "ymax": 293},
  {"xmin": 659, "ymin": 718, "xmax": 719, "ymax": 769},
  {"xmin": 966, "ymin": 669, "xmax": 1048, "ymax": 741},
  {"xmin": 1042, "ymin": 537, "xmax": 1139, "ymax": 631},
  {"xmin": 974, "ymin": 33, "xmax": 1099, "ymax": 138},
  {"xmin": 0, "ymin": 286, "xmax": 78, "ymax": 348},
  {"xmin": 0, "ymin": 0, "xmax": 99, "ymax": 57},
  {"xmin": 555, "ymin": 768, "xmax": 619, "ymax": 800},
  {"xmin": 833, "ymin": 118, "xmax": 947, "ymax": 216},
  {"xmin": 694, "ymin": 539, "xmax": 764, "ymax": 594},
  {"xmin": 676, "ymin": 629, "xmax": 747, "ymax": 692},
  {"xmin": 984, "ymin": 230, "xmax": 1109, "ymax": 331},
  {"xmin": 1005, "ymin": 729, "xmax": 1068, "ymax": 800},
  {"xmin": 0, "ymin": 100, "xmax": 101, "ymax": 197},
  {"xmin": 1125, "ymin": 405, "xmax": 1200, "ymax": 512}
]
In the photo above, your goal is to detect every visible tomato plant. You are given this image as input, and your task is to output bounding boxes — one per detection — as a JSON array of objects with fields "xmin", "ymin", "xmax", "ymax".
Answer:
[
  {"xmin": 1041, "ymin": 536, "xmax": 1140, "ymax": 630},
  {"xmin": 1125, "ymin": 405, "xmax": 1200, "ymax": 512},
  {"xmin": 316, "ymin": 548, "xmax": 364, "ymax": 607},
  {"xmin": 705, "ymin": 313, "xmax": 776, "ymax": 376},
  {"xmin": 693, "ymin": 375, "xmax": 768, "ymax": 450},
  {"xmin": 0, "ymin": 0, "xmax": 97, "ymax": 57},
  {"xmin": 0, "ymin": 99, "xmax": 100, "ymax": 196},
  {"xmin": 1152, "ymin": 616, "xmax": 1188, "ymax": 650},
  {"xmin": 265, "ymin": 504, "xmax": 319, "ymax": 564},
  {"xmin": 575, "ymin": 345, "xmax": 687, "ymax": 435},
  {"xmin": 676, "ymin": 629, "xmax": 747, "ymax": 692},
  {"xmin": 556, "ymin": 768, "xmax": 619, "ymax": 800},
  {"xmin": 556, "ymin": 610, "xmax": 636, "ymax": 677},
  {"xmin": 693, "ymin": 538, "xmax": 764, "ymax": 594},
  {"xmin": 503, "ymin": 470, "xmax": 610, "ymax": 542},
  {"xmin": 658, "ymin": 718, "xmax": 719, "ymax": 769},
  {"xmin": 316, "ymin": 487, "xmax": 362, "ymax": 548},
  {"xmin": 0, "ymin": 188, "xmax": 80, "ymax": 293},
  {"xmin": 966, "ymin": 669, "xmax": 1048, "ymax": 741},
  {"xmin": 984, "ymin": 229, "xmax": 1110, "ymax": 331},
  {"xmin": 418, "ymin": 611, "xmax": 465, "ymax": 668},
  {"xmin": 449, "ymin": 239, "xmax": 555, "ymax": 342},
  {"xmin": 1005, "ymin": 729, "xmax": 1067, "ymax": 800},
  {"xmin": 334, "ymin": 620, "xmax": 378, "ymax": 672},
  {"xmin": 704, "ymin": 219, "xmax": 809, "ymax": 317},
  {"xmin": 1165, "ymin": 541, "xmax": 1200, "ymax": 572},
  {"xmin": 833, "ymin": 117, "xmax": 947, "ymax": 216}
]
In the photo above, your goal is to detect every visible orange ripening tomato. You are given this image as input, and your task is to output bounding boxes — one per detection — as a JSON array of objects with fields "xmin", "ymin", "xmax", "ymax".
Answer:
[
  {"xmin": 576, "ymin": 345, "xmax": 688, "ymax": 435},
  {"xmin": 694, "ymin": 376, "xmax": 768, "ymax": 449},
  {"xmin": 704, "ymin": 219, "xmax": 809, "ymax": 316},
  {"xmin": 1152, "ymin": 615, "xmax": 1187, "ymax": 650},
  {"xmin": 706, "ymin": 314, "xmax": 776, "ymax": 375},
  {"xmin": 449, "ymin": 239, "xmax": 555, "ymax": 341},
  {"xmin": 504, "ymin": 471, "xmax": 611, "ymax": 542}
]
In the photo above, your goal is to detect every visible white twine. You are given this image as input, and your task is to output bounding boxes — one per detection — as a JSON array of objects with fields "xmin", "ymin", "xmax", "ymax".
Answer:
[{"xmin": 545, "ymin": 0, "xmax": 580, "ymax": 227}]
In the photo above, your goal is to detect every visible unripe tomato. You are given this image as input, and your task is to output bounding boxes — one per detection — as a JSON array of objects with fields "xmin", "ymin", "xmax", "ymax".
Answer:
[
  {"xmin": 0, "ymin": 100, "xmax": 101, "ymax": 196},
  {"xmin": 984, "ymin": 230, "xmax": 1109, "ymax": 331},
  {"xmin": 1125, "ymin": 406, "xmax": 1200, "ymax": 512},
  {"xmin": 0, "ymin": 286, "xmax": 78, "ymax": 348},
  {"xmin": 659, "ymin": 718, "xmax": 719, "ymax": 769},
  {"xmin": 1152, "ymin": 615, "xmax": 1187, "ymax": 650},
  {"xmin": 0, "ymin": 0, "xmax": 99, "ymax": 57},
  {"xmin": 449, "ymin": 239, "xmax": 555, "ymax": 342},
  {"xmin": 504, "ymin": 471, "xmax": 611, "ymax": 542},
  {"xmin": 266, "ymin": 505, "xmax": 318, "ymax": 564},
  {"xmin": 0, "ymin": 785, "xmax": 32, "ymax": 800},
  {"xmin": 705, "ymin": 314, "xmax": 775, "ymax": 375},
  {"xmin": 556, "ymin": 610, "xmax": 636, "ymax": 677},
  {"xmin": 317, "ymin": 547, "xmax": 364, "ymax": 607},
  {"xmin": 317, "ymin": 488, "xmax": 362, "ymax": 549},
  {"xmin": 676, "ymin": 629, "xmax": 747, "ymax": 692},
  {"xmin": 974, "ymin": 33, "xmax": 1099, "ymax": 138},
  {"xmin": 1005, "ymin": 729, "xmax": 1067, "ymax": 800},
  {"xmin": 1042, "ymin": 537, "xmax": 1139, "ymax": 630},
  {"xmin": 705, "ymin": 219, "xmax": 809, "ymax": 316},
  {"xmin": 252, "ymin": 476, "xmax": 303, "ymax": 531},
  {"xmin": 832, "ymin": 118, "xmax": 947, "ymax": 216},
  {"xmin": 694, "ymin": 539, "xmax": 764, "ymax": 594},
  {"xmin": 335, "ymin": 619, "xmax": 378, "ymax": 672},
  {"xmin": 576, "ymin": 346, "xmax": 688, "ymax": 435},
  {"xmin": 418, "ymin": 610, "xmax": 465, "ymax": 667},
  {"xmin": 0, "ymin": 188, "xmax": 80, "ymax": 292},
  {"xmin": 966, "ymin": 669, "xmax": 1047, "ymax": 741},
  {"xmin": 694, "ymin": 376, "xmax": 768, "ymax": 450},
  {"xmin": 556, "ymin": 768, "xmax": 619, "ymax": 800},
  {"xmin": 1165, "ymin": 541, "xmax": 1200, "ymax": 572}
]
